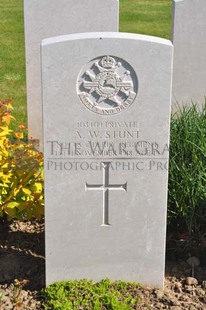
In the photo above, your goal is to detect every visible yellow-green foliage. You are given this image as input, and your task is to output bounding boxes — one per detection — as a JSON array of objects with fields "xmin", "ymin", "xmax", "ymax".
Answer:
[
  {"xmin": 0, "ymin": 99, "xmax": 44, "ymax": 220},
  {"xmin": 44, "ymin": 278, "xmax": 141, "ymax": 310}
]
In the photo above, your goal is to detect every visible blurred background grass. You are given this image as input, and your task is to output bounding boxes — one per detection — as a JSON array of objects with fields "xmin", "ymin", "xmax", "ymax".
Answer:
[
  {"xmin": 0, "ymin": 0, "xmax": 26, "ymax": 125},
  {"xmin": 120, "ymin": 0, "xmax": 172, "ymax": 38}
]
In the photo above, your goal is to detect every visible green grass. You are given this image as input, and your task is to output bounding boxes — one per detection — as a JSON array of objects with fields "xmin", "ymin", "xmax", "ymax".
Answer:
[
  {"xmin": 0, "ymin": 0, "xmax": 26, "ymax": 126},
  {"xmin": 168, "ymin": 104, "xmax": 206, "ymax": 237},
  {"xmin": 120, "ymin": 0, "xmax": 172, "ymax": 39},
  {"xmin": 0, "ymin": 0, "xmax": 172, "ymax": 126}
]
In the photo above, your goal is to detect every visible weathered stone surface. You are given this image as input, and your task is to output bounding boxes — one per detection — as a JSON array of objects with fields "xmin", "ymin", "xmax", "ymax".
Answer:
[
  {"xmin": 172, "ymin": 0, "xmax": 206, "ymax": 110},
  {"xmin": 24, "ymin": 0, "xmax": 119, "ymax": 145},
  {"xmin": 42, "ymin": 32, "xmax": 173, "ymax": 288}
]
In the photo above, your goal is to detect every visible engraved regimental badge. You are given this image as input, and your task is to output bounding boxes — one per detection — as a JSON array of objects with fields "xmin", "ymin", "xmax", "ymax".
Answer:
[{"xmin": 77, "ymin": 55, "xmax": 138, "ymax": 115}]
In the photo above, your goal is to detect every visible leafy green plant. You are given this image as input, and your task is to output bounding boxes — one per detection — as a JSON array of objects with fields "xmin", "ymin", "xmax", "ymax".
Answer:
[
  {"xmin": 168, "ymin": 103, "xmax": 206, "ymax": 238},
  {"xmin": 43, "ymin": 278, "xmax": 141, "ymax": 310},
  {"xmin": 0, "ymin": 99, "xmax": 44, "ymax": 220}
]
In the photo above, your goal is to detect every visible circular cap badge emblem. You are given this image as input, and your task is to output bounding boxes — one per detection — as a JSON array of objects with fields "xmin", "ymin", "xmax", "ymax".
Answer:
[{"xmin": 77, "ymin": 55, "xmax": 138, "ymax": 115}]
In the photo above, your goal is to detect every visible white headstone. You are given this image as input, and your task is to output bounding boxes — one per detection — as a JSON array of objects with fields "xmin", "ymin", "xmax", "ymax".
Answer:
[
  {"xmin": 42, "ymin": 32, "xmax": 173, "ymax": 288},
  {"xmin": 24, "ymin": 0, "xmax": 119, "ymax": 145},
  {"xmin": 172, "ymin": 0, "xmax": 206, "ymax": 110}
]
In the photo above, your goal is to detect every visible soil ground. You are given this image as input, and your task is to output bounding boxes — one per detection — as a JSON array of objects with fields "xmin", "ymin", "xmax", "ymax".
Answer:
[{"xmin": 0, "ymin": 220, "xmax": 206, "ymax": 309}]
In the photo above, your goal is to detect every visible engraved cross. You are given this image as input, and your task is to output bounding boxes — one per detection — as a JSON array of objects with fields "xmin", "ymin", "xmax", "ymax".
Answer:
[{"xmin": 85, "ymin": 162, "xmax": 127, "ymax": 226}]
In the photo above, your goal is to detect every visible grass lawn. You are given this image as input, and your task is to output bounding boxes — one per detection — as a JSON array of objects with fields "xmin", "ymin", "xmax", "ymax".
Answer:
[
  {"xmin": 0, "ymin": 0, "xmax": 26, "ymax": 126},
  {"xmin": 120, "ymin": 0, "xmax": 172, "ymax": 38},
  {"xmin": 0, "ymin": 0, "xmax": 172, "ymax": 127}
]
